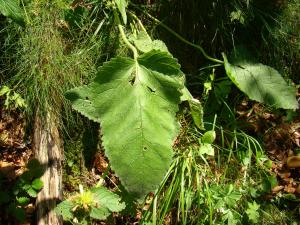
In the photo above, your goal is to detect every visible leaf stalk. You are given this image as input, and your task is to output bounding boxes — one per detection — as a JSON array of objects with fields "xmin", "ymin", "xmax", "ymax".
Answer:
[
  {"xmin": 131, "ymin": 3, "xmax": 223, "ymax": 64},
  {"xmin": 113, "ymin": 7, "xmax": 138, "ymax": 59},
  {"xmin": 118, "ymin": 25, "xmax": 138, "ymax": 59}
]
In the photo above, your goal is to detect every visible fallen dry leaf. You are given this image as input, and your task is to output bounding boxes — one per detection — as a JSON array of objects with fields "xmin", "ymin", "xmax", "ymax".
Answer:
[
  {"xmin": 284, "ymin": 184, "xmax": 296, "ymax": 193},
  {"xmin": 93, "ymin": 152, "xmax": 108, "ymax": 173},
  {"xmin": 287, "ymin": 156, "xmax": 300, "ymax": 168},
  {"xmin": 296, "ymin": 185, "xmax": 300, "ymax": 194},
  {"xmin": 0, "ymin": 161, "xmax": 16, "ymax": 178},
  {"xmin": 272, "ymin": 185, "xmax": 284, "ymax": 193}
]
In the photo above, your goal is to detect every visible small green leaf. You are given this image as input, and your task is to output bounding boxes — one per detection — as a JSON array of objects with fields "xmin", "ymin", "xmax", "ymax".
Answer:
[
  {"xmin": 181, "ymin": 87, "xmax": 204, "ymax": 130},
  {"xmin": 21, "ymin": 184, "xmax": 31, "ymax": 191},
  {"xmin": 282, "ymin": 193, "xmax": 297, "ymax": 201},
  {"xmin": 13, "ymin": 208, "xmax": 26, "ymax": 222},
  {"xmin": 8, "ymin": 204, "xmax": 26, "ymax": 222},
  {"xmin": 222, "ymin": 210, "xmax": 239, "ymax": 225},
  {"xmin": 264, "ymin": 160, "xmax": 273, "ymax": 169},
  {"xmin": 31, "ymin": 178, "xmax": 43, "ymax": 191},
  {"xmin": 199, "ymin": 143, "xmax": 214, "ymax": 156},
  {"xmin": 91, "ymin": 187, "xmax": 125, "ymax": 212},
  {"xmin": 13, "ymin": 93, "xmax": 26, "ymax": 108},
  {"xmin": 67, "ymin": 160, "xmax": 74, "ymax": 167},
  {"xmin": 268, "ymin": 175, "xmax": 278, "ymax": 189},
  {"xmin": 261, "ymin": 174, "xmax": 278, "ymax": 193},
  {"xmin": 223, "ymin": 185, "xmax": 242, "ymax": 207},
  {"xmin": 204, "ymin": 81, "xmax": 212, "ymax": 94},
  {"xmin": 0, "ymin": 85, "xmax": 11, "ymax": 96},
  {"xmin": 90, "ymin": 207, "xmax": 111, "ymax": 220},
  {"xmin": 246, "ymin": 201, "xmax": 260, "ymax": 223},
  {"xmin": 16, "ymin": 196, "xmax": 30, "ymax": 205},
  {"xmin": 90, "ymin": 187, "xmax": 125, "ymax": 220},
  {"xmin": 230, "ymin": 10, "xmax": 245, "ymax": 24},
  {"xmin": 4, "ymin": 97, "xmax": 10, "ymax": 108},
  {"xmin": 201, "ymin": 130, "xmax": 216, "ymax": 144},
  {"xmin": 26, "ymin": 159, "xmax": 44, "ymax": 178},
  {"xmin": 249, "ymin": 187, "xmax": 259, "ymax": 198},
  {"xmin": 223, "ymin": 53, "xmax": 298, "ymax": 109},
  {"xmin": 55, "ymin": 200, "xmax": 74, "ymax": 220},
  {"xmin": 26, "ymin": 188, "xmax": 37, "ymax": 198},
  {"xmin": 133, "ymin": 32, "xmax": 169, "ymax": 53},
  {"xmin": 214, "ymin": 79, "xmax": 232, "ymax": 101},
  {"xmin": 114, "ymin": 0, "xmax": 127, "ymax": 24},
  {"xmin": 189, "ymin": 98, "xmax": 204, "ymax": 130}
]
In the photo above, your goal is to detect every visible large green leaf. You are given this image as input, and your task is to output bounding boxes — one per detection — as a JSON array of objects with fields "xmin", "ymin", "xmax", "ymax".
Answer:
[
  {"xmin": 0, "ymin": 0, "xmax": 23, "ymax": 23},
  {"xmin": 66, "ymin": 50, "xmax": 184, "ymax": 199},
  {"xmin": 223, "ymin": 54, "xmax": 298, "ymax": 109}
]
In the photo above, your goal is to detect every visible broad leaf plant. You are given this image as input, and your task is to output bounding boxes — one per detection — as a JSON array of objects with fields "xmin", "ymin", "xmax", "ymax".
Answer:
[{"xmin": 66, "ymin": 0, "xmax": 298, "ymax": 202}]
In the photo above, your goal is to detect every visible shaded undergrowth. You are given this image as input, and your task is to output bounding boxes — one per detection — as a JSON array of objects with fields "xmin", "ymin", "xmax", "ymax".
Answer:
[{"xmin": 140, "ymin": 115, "xmax": 299, "ymax": 225}]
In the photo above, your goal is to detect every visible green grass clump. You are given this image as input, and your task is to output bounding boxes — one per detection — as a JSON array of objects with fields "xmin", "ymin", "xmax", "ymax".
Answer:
[
  {"xmin": 0, "ymin": 1, "xmax": 129, "ymax": 131},
  {"xmin": 140, "ymin": 117, "xmax": 296, "ymax": 225},
  {"xmin": 9, "ymin": 2, "xmax": 95, "ymax": 125}
]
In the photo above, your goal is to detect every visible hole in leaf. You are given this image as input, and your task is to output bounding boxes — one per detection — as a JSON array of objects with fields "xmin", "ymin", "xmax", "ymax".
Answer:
[
  {"xmin": 129, "ymin": 77, "xmax": 135, "ymax": 86},
  {"xmin": 143, "ymin": 146, "xmax": 147, "ymax": 151},
  {"xmin": 147, "ymin": 86, "xmax": 155, "ymax": 93},
  {"xmin": 85, "ymin": 96, "xmax": 89, "ymax": 100},
  {"xmin": 237, "ymin": 65, "xmax": 246, "ymax": 69}
]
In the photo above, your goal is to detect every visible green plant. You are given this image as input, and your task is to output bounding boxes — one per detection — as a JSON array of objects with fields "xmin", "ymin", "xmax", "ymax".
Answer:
[
  {"xmin": 65, "ymin": 0, "xmax": 189, "ymax": 201},
  {"xmin": 55, "ymin": 185, "xmax": 125, "ymax": 225},
  {"xmin": 138, "ymin": 117, "xmax": 296, "ymax": 225},
  {"xmin": 0, "ymin": 159, "xmax": 44, "ymax": 223},
  {"xmin": 0, "ymin": 85, "xmax": 26, "ymax": 109},
  {"xmin": 1, "ymin": 1, "xmax": 99, "ymax": 130},
  {"xmin": 139, "ymin": 123, "xmax": 252, "ymax": 225},
  {"xmin": 66, "ymin": 0, "xmax": 298, "ymax": 203},
  {"xmin": 1, "ymin": 0, "xmax": 298, "ymax": 223},
  {"xmin": 138, "ymin": 5, "xmax": 298, "ymax": 109},
  {"xmin": 246, "ymin": 201, "xmax": 260, "ymax": 223},
  {"xmin": 66, "ymin": 48, "xmax": 185, "ymax": 200},
  {"xmin": 223, "ymin": 51, "xmax": 298, "ymax": 109},
  {"xmin": 199, "ymin": 130, "xmax": 216, "ymax": 156}
]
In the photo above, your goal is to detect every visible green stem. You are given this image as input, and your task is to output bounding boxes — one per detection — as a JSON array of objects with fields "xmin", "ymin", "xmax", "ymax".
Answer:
[
  {"xmin": 118, "ymin": 25, "xmax": 138, "ymax": 59},
  {"xmin": 131, "ymin": 4, "xmax": 223, "ymax": 64},
  {"xmin": 113, "ymin": 6, "xmax": 138, "ymax": 59},
  {"xmin": 152, "ymin": 195, "xmax": 157, "ymax": 225}
]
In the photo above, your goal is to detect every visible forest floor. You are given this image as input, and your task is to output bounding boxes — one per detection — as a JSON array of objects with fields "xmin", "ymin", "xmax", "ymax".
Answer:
[{"xmin": 0, "ymin": 91, "xmax": 300, "ymax": 224}]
